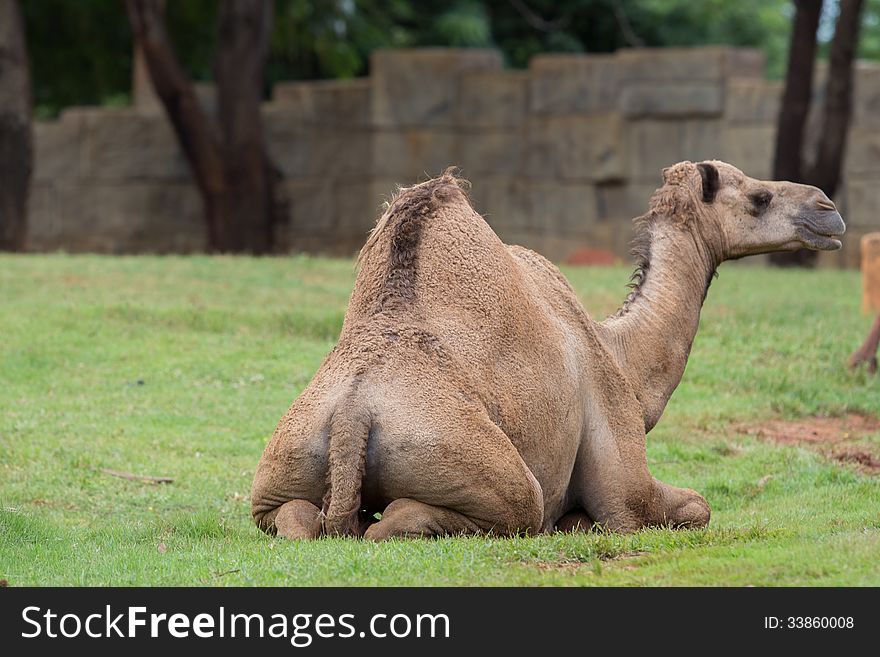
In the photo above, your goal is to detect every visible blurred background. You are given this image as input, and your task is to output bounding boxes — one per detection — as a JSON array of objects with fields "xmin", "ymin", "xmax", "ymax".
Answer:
[{"xmin": 1, "ymin": 0, "xmax": 877, "ymax": 266}]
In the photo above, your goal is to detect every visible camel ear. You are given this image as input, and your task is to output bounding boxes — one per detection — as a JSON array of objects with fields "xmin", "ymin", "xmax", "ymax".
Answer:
[{"xmin": 697, "ymin": 162, "xmax": 720, "ymax": 203}]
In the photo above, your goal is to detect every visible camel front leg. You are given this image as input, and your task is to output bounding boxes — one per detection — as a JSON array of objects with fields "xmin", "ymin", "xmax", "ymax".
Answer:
[
  {"xmin": 573, "ymin": 414, "xmax": 710, "ymax": 532},
  {"xmin": 555, "ymin": 509, "xmax": 594, "ymax": 533},
  {"xmin": 849, "ymin": 313, "xmax": 880, "ymax": 373}
]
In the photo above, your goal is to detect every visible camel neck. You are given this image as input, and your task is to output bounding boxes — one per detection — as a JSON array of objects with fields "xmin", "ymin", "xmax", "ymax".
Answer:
[{"xmin": 599, "ymin": 221, "xmax": 719, "ymax": 431}]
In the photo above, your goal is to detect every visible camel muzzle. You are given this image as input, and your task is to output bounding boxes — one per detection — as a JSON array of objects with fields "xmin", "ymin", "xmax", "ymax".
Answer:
[{"xmin": 794, "ymin": 207, "xmax": 846, "ymax": 251}]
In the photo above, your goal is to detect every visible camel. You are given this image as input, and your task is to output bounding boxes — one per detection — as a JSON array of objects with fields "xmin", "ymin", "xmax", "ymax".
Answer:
[
  {"xmin": 849, "ymin": 315, "xmax": 880, "ymax": 373},
  {"xmin": 849, "ymin": 233, "xmax": 880, "ymax": 373},
  {"xmin": 251, "ymin": 160, "xmax": 845, "ymax": 539}
]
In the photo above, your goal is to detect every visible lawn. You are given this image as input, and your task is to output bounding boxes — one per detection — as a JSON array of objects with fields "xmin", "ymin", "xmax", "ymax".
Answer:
[{"xmin": 1, "ymin": 254, "xmax": 878, "ymax": 586}]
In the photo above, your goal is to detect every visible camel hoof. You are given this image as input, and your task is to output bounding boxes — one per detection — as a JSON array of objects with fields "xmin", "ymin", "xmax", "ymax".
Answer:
[
  {"xmin": 849, "ymin": 353, "xmax": 878, "ymax": 374},
  {"xmin": 556, "ymin": 510, "xmax": 594, "ymax": 533},
  {"xmin": 669, "ymin": 496, "xmax": 711, "ymax": 529}
]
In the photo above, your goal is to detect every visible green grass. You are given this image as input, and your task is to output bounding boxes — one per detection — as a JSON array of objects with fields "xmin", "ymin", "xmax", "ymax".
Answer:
[{"xmin": 1, "ymin": 254, "xmax": 878, "ymax": 586}]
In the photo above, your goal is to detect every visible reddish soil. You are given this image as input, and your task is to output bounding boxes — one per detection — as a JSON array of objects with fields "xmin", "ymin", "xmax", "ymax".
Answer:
[
  {"xmin": 737, "ymin": 413, "xmax": 880, "ymax": 475},
  {"xmin": 564, "ymin": 248, "xmax": 620, "ymax": 266}
]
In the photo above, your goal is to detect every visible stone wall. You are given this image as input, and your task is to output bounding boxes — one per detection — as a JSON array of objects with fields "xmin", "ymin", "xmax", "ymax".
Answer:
[{"xmin": 27, "ymin": 46, "xmax": 880, "ymax": 266}]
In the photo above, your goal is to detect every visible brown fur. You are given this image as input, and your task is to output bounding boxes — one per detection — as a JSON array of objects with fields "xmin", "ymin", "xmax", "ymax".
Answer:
[{"xmin": 252, "ymin": 160, "xmax": 845, "ymax": 539}]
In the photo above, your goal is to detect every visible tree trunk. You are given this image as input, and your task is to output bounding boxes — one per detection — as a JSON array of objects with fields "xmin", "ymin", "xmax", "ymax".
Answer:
[
  {"xmin": 214, "ymin": 0, "xmax": 286, "ymax": 254},
  {"xmin": 126, "ymin": 0, "xmax": 287, "ymax": 254},
  {"xmin": 0, "ymin": 0, "xmax": 32, "ymax": 252},
  {"xmin": 772, "ymin": 0, "xmax": 866, "ymax": 267},
  {"xmin": 773, "ymin": 0, "xmax": 823, "ymax": 184},
  {"xmin": 806, "ymin": 0, "xmax": 865, "ymax": 197},
  {"xmin": 769, "ymin": 0, "xmax": 823, "ymax": 267}
]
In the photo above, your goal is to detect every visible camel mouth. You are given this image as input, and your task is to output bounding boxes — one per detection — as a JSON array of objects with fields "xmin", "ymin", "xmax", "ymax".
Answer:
[
  {"xmin": 799, "ymin": 228, "xmax": 843, "ymax": 251},
  {"xmin": 795, "ymin": 211, "xmax": 845, "ymax": 251}
]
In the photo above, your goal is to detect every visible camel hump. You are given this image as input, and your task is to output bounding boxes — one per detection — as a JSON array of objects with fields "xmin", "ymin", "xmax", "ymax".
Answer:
[
  {"xmin": 357, "ymin": 168, "xmax": 471, "ymax": 268},
  {"xmin": 320, "ymin": 392, "xmax": 372, "ymax": 536},
  {"xmin": 352, "ymin": 168, "xmax": 474, "ymax": 315}
]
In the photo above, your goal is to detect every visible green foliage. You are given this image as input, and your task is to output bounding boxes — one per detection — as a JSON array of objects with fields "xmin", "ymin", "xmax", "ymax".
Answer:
[
  {"xmin": 0, "ymin": 255, "xmax": 878, "ymax": 585},
  {"xmin": 858, "ymin": 0, "xmax": 880, "ymax": 60},
  {"xmin": 23, "ymin": 0, "xmax": 132, "ymax": 118},
  {"xmin": 22, "ymin": 0, "xmax": 830, "ymax": 117}
]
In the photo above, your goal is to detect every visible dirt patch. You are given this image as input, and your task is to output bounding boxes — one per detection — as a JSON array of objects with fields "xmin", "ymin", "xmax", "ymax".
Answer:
[
  {"xmin": 737, "ymin": 413, "xmax": 880, "ymax": 475},
  {"xmin": 564, "ymin": 249, "xmax": 620, "ymax": 266}
]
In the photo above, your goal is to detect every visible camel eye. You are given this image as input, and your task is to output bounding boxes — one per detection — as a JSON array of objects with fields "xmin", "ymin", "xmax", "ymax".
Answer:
[{"xmin": 748, "ymin": 190, "xmax": 773, "ymax": 214}]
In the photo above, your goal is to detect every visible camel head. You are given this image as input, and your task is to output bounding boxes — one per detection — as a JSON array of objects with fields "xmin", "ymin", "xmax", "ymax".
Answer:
[{"xmin": 653, "ymin": 160, "xmax": 846, "ymax": 261}]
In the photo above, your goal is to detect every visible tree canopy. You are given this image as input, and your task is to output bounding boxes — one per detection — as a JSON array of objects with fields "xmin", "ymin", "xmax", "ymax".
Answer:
[{"xmin": 22, "ymin": 0, "xmax": 880, "ymax": 117}]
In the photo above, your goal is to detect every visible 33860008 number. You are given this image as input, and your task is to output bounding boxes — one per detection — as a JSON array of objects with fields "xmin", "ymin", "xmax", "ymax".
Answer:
[{"xmin": 764, "ymin": 616, "xmax": 854, "ymax": 629}]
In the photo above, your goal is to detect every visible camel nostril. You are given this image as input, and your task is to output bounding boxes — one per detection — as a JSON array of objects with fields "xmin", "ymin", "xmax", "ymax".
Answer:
[{"xmin": 816, "ymin": 198, "xmax": 837, "ymax": 211}]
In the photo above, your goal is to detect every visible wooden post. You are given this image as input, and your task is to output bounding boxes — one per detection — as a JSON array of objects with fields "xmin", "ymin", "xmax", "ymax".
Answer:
[
  {"xmin": 850, "ymin": 233, "xmax": 880, "ymax": 372},
  {"xmin": 860, "ymin": 233, "xmax": 880, "ymax": 313}
]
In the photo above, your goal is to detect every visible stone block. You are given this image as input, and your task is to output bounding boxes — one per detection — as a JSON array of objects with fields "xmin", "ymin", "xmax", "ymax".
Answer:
[
  {"xmin": 459, "ymin": 71, "xmax": 527, "ymax": 128},
  {"xmin": 618, "ymin": 119, "xmax": 718, "ymax": 178},
  {"xmin": 284, "ymin": 179, "xmax": 335, "ymax": 236},
  {"xmin": 619, "ymin": 82, "xmax": 723, "ymax": 118},
  {"xmin": 616, "ymin": 47, "xmax": 764, "ymax": 82},
  {"xmin": 71, "ymin": 108, "xmax": 190, "ymax": 181},
  {"xmin": 371, "ymin": 49, "xmax": 502, "ymax": 127},
  {"xmin": 626, "ymin": 120, "xmax": 683, "ymax": 182},
  {"xmin": 724, "ymin": 49, "xmax": 767, "ymax": 80},
  {"xmin": 272, "ymin": 78, "xmax": 370, "ymax": 126},
  {"xmin": 459, "ymin": 130, "xmax": 523, "ymax": 176},
  {"xmin": 33, "ymin": 114, "xmax": 85, "ymax": 182},
  {"xmin": 681, "ymin": 120, "xmax": 723, "ymax": 162},
  {"xmin": 25, "ymin": 182, "xmax": 71, "ymax": 250},
  {"xmin": 335, "ymin": 179, "xmax": 379, "ymax": 242},
  {"xmin": 537, "ymin": 233, "xmax": 595, "ymax": 263},
  {"xmin": 91, "ymin": 183, "xmax": 204, "ymax": 252},
  {"xmin": 527, "ymin": 113, "xmax": 624, "ymax": 182},
  {"xmin": 528, "ymin": 54, "xmax": 618, "ymax": 114},
  {"xmin": 283, "ymin": 177, "xmax": 372, "ymax": 256},
  {"xmin": 29, "ymin": 181, "xmax": 204, "ymax": 253},
  {"xmin": 589, "ymin": 217, "xmax": 636, "ymax": 260},
  {"xmin": 843, "ymin": 179, "xmax": 880, "ymax": 230},
  {"xmin": 845, "ymin": 129, "xmax": 880, "ymax": 176},
  {"xmin": 264, "ymin": 106, "xmax": 372, "ymax": 178},
  {"xmin": 596, "ymin": 182, "xmax": 659, "ymax": 222},
  {"xmin": 853, "ymin": 62, "xmax": 880, "ymax": 126},
  {"xmin": 725, "ymin": 79, "xmax": 782, "ymax": 123},
  {"xmin": 493, "ymin": 229, "xmax": 541, "ymax": 251},
  {"xmin": 528, "ymin": 180, "xmax": 598, "ymax": 239},
  {"xmin": 721, "ymin": 125, "xmax": 775, "ymax": 180},
  {"xmin": 467, "ymin": 176, "xmax": 531, "ymax": 233},
  {"xmin": 368, "ymin": 177, "xmax": 405, "ymax": 212},
  {"xmin": 371, "ymin": 129, "xmax": 459, "ymax": 178}
]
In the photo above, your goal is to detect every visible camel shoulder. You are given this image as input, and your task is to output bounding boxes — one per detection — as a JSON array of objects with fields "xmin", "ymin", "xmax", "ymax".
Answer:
[
  {"xmin": 505, "ymin": 243, "xmax": 598, "ymax": 332},
  {"xmin": 506, "ymin": 244, "xmax": 578, "ymax": 296}
]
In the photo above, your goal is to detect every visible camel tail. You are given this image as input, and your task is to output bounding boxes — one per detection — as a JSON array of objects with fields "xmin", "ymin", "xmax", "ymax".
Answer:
[{"xmin": 321, "ymin": 401, "xmax": 371, "ymax": 536}]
